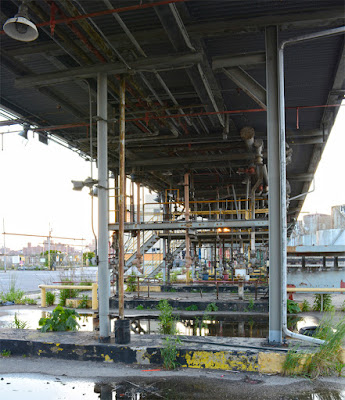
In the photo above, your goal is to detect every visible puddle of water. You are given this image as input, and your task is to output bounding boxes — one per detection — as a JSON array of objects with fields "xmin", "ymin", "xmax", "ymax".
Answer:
[
  {"xmin": 0, "ymin": 309, "xmax": 269, "ymax": 337},
  {"xmin": 0, "ymin": 375, "xmax": 344, "ymax": 400},
  {"xmin": 0, "ymin": 310, "xmax": 325, "ymax": 339}
]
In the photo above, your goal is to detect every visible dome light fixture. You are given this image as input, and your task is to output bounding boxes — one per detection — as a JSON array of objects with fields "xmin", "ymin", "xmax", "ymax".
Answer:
[{"xmin": 3, "ymin": 1, "xmax": 38, "ymax": 42}]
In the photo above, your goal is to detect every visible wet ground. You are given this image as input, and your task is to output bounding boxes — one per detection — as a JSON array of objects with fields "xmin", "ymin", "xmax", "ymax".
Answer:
[{"xmin": 0, "ymin": 371, "xmax": 344, "ymax": 400}]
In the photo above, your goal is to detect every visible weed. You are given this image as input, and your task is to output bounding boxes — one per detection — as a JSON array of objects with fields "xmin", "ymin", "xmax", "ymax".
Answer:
[
  {"xmin": 125, "ymin": 272, "xmax": 137, "ymax": 292},
  {"xmin": 185, "ymin": 304, "xmax": 198, "ymax": 311},
  {"xmin": 248, "ymin": 298, "xmax": 254, "ymax": 310},
  {"xmin": 59, "ymin": 280, "xmax": 80, "ymax": 306},
  {"xmin": 205, "ymin": 303, "xmax": 218, "ymax": 312},
  {"xmin": 283, "ymin": 316, "xmax": 345, "ymax": 378},
  {"xmin": 313, "ymin": 294, "xmax": 335, "ymax": 312},
  {"xmin": 160, "ymin": 336, "xmax": 181, "ymax": 370},
  {"xmin": 301, "ymin": 299, "xmax": 310, "ymax": 312},
  {"xmin": 11, "ymin": 313, "xmax": 28, "ymax": 329},
  {"xmin": 78, "ymin": 294, "xmax": 89, "ymax": 309},
  {"xmin": 168, "ymin": 288, "xmax": 177, "ymax": 293},
  {"xmin": 1, "ymin": 288, "xmax": 25, "ymax": 303},
  {"xmin": 157, "ymin": 300, "xmax": 176, "ymax": 334},
  {"xmin": 171, "ymin": 271, "xmax": 179, "ymax": 283},
  {"xmin": 46, "ymin": 291, "xmax": 55, "ymax": 306},
  {"xmin": 136, "ymin": 304, "xmax": 144, "ymax": 310},
  {"xmin": 0, "ymin": 350, "xmax": 11, "ymax": 357},
  {"xmin": 287, "ymin": 299, "xmax": 301, "ymax": 314},
  {"xmin": 39, "ymin": 306, "xmax": 80, "ymax": 332}
]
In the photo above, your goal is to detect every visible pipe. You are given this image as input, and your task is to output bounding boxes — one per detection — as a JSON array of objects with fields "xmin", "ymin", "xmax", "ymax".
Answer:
[
  {"xmin": 97, "ymin": 72, "xmax": 110, "ymax": 340},
  {"xmin": 278, "ymin": 27, "xmax": 345, "ymax": 345},
  {"xmin": 33, "ymin": 103, "xmax": 344, "ymax": 133},
  {"xmin": 0, "ymin": 0, "xmax": 189, "ymax": 32},
  {"xmin": 184, "ymin": 172, "xmax": 191, "ymax": 283},
  {"xmin": 118, "ymin": 76, "xmax": 126, "ymax": 320}
]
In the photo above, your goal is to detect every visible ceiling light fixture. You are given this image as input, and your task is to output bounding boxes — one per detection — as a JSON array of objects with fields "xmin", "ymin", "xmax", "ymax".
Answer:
[{"xmin": 3, "ymin": 1, "xmax": 38, "ymax": 42}]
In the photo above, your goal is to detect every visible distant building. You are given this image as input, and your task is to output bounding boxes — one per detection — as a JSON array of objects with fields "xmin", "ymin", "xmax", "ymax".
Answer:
[{"xmin": 289, "ymin": 205, "xmax": 345, "ymax": 246}]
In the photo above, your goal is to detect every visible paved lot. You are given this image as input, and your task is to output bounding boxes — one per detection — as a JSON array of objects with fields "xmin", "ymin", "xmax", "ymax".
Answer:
[{"xmin": 0, "ymin": 267, "xmax": 97, "ymax": 293}]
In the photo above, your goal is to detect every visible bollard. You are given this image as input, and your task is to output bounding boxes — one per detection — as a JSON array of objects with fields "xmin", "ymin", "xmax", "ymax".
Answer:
[
  {"xmin": 115, "ymin": 319, "xmax": 131, "ymax": 344},
  {"xmin": 238, "ymin": 282, "xmax": 244, "ymax": 300},
  {"xmin": 41, "ymin": 287, "xmax": 46, "ymax": 307},
  {"xmin": 92, "ymin": 283, "xmax": 98, "ymax": 309}
]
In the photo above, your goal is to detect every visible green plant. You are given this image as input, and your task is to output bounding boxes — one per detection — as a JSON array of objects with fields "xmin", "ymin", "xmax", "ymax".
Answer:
[
  {"xmin": 185, "ymin": 304, "xmax": 198, "ymax": 311},
  {"xmin": 154, "ymin": 272, "xmax": 163, "ymax": 279},
  {"xmin": 136, "ymin": 304, "xmax": 144, "ymax": 310},
  {"xmin": 46, "ymin": 291, "xmax": 55, "ymax": 306},
  {"xmin": 39, "ymin": 306, "xmax": 80, "ymax": 332},
  {"xmin": 1, "ymin": 288, "xmax": 25, "ymax": 303},
  {"xmin": 168, "ymin": 288, "xmax": 177, "ymax": 293},
  {"xmin": 301, "ymin": 299, "xmax": 310, "ymax": 312},
  {"xmin": 58, "ymin": 281, "xmax": 80, "ymax": 306},
  {"xmin": 342, "ymin": 300, "xmax": 345, "ymax": 312},
  {"xmin": 125, "ymin": 272, "xmax": 137, "ymax": 292},
  {"xmin": 248, "ymin": 298, "xmax": 254, "ymax": 310},
  {"xmin": 283, "ymin": 316, "xmax": 345, "ymax": 378},
  {"xmin": 160, "ymin": 336, "xmax": 181, "ymax": 370},
  {"xmin": 157, "ymin": 299, "xmax": 176, "ymax": 334},
  {"xmin": 171, "ymin": 271, "xmax": 179, "ymax": 283},
  {"xmin": 205, "ymin": 303, "xmax": 218, "ymax": 312},
  {"xmin": 287, "ymin": 299, "xmax": 301, "ymax": 314},
  {"xmin": 313, "ymin": 294, "xmax": 335, "ymax": 312},
  {"xmin": 11, "ymin": 313, "xmax": 28, "ymax": 329},
  {"xmin": 78, "ymin": 294, "xmax": 89, "ymax": 309},
  {"xmin": 0, "ymin": 350, "xmax": 11, "ymax": 357}
]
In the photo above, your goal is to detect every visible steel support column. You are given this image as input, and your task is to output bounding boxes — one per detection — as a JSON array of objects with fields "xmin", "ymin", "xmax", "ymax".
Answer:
[
  {"xmin": 97, "ymin": 72, "xmax": 110, "ymax": 341},
  {"xmin": 184, "ymin": 173, "xmax": 191, "ymax": 283},
  {"xmin": 266, "ymin": 26, "xmax": 283, "ymax": 344},
  {"xmin": 118, "ymin": 76, "xmax": 126, "ymax": 320}
]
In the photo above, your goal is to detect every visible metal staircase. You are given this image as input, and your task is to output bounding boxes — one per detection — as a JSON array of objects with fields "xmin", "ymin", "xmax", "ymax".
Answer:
[
  {"xmin": 147, "ymin": 240, "xmax": 185, "ymax": 278},
  {"xmin": 125, "ymin": 233, "xmax": 160, "ymax": 269}
]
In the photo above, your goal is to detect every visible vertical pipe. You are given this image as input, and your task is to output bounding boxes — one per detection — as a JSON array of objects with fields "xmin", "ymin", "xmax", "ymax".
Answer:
[
  {"xmin": 184, "ymin": 172, "xmax": 191, "ymax": 283},
  {"xmin": 136, "ymin": 182, "xmax": 141, "ymax": 271},
  {"xmin": 265, "ymin": 26, "xmax": 282, "ymax": 344},
  {"xmin": 118, "ymin": 76, "xmax": 126, "ymax": 320},
  {"xmin": 97, "ymin": 72, "xmax": 110, "ymax": 340}
]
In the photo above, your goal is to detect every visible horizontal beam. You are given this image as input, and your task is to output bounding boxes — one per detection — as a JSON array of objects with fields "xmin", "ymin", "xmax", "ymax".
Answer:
[
  {"xmin": 15, "ymin": 52, "xmax": 203, "ymax": 88},
  {"xmin": 213, "ymin": 52, "xmax": 266, "ymax": 69},
  {"xmin": 109, "ymin": 219, "xmax": 269, "ymax": 231},
  {"xmin": 122, "ymin": 152, "xmax": 255, "ymax": 168},
  {"xmin": 287, "ymin": 245, "xmax": 345, "ymax": 255}
]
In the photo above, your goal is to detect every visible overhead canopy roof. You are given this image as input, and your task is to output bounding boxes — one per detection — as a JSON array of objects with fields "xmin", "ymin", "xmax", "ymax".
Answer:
[{"xmin": 1, "ymin": 0, "xmax": 344, "ymax": 234}]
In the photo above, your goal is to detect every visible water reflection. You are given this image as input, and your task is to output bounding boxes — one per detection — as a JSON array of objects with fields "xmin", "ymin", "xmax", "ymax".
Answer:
[{"xmin": 0, "ymin": 309, "xmax": 269, "ymax": 338}]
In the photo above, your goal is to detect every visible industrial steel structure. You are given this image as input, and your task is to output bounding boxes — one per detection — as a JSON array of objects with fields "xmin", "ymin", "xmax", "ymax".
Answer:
[{"xmin": 1, "ymin": 0, "xmax": 344, "ymax": 343}]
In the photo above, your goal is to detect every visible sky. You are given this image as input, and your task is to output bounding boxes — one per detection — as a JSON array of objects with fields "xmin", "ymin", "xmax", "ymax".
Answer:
[
  {"xmin": 0, "ymin": 117, "xmax": 97, "ymax": 251},
  {"xmin": 299, "ymin": 102, "xmax": 345, "ymax": 217},
  {"xmin": 0, "ymin": 103, "xmax": 344, "ymax": 250}
]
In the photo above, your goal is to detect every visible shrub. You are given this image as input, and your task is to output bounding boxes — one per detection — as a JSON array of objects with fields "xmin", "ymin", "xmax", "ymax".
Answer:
[
  {"xmin": 205, "ymin": 303, "xmax": 218, "ymax": 312},
  {"xmin": 157, "ymin": 299, "xmax": 176, "ymax": 334},
  {"xmin": 301, "ymin": 299, "xmax": 310, "ymax": 312},
  {"xmin": 1, "ymin": 289, "xmax": 25, "ymax": 303},
  {"xmin": 125, "ymin": 273, "xmax": 137, "ymax": 292},
  {"xmin": 39, "ymin": 306, "xmax": 80, "ymax": 332},
  {"xmin": 287, "ymin": 299, "xmax": 301, "ymax": 314},
  {"xmin": 46, "ymin": 291, "xmax": 55, "ymax": 306},
  {"xmin": 77, "ymin": 294, "xmax": 89, "ymax": 309},
  {"xmin": 313, "ymin": 294, "xmax": 334, "ymax": 312},
  {"xmin": 185, "ymin": 304, "xmax": 198, "ymax": 311},
  {"xmin": 160, "ymin": 337, "xmax": 181, "ymax": 369},
  {"xmin": 59, "ymin": 281, "xmax": 80, "ymax": 306},
  {"xmin": 136, "ymin": 304, "xmax": 144, "ymax": 310}
]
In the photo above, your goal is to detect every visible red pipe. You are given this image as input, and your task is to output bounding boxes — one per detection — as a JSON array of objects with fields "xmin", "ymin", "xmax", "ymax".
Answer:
[
  {"xmin": 0, "ymin": 0, "xmax": 188, "ymax": 34},
  {"xmin": 33, "ymin": 103, "xmax": 344, "ymax": 132}
]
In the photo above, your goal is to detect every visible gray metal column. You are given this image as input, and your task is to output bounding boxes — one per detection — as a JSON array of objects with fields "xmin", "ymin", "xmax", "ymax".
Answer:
[
  {"xmin": 97, "ymin": 72, "xmax": 110, "ymax": 341},
  {"xmin": 266, "ymin": 26, "xmax": 283, "ymax": 344}
]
